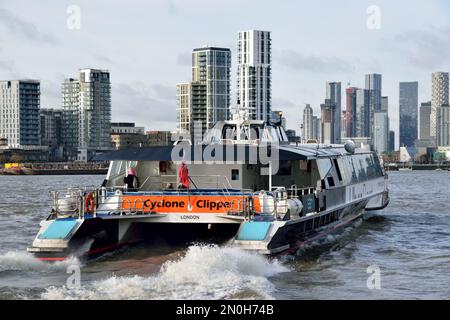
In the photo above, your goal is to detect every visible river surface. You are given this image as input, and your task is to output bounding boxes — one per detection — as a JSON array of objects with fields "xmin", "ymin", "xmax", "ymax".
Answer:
[{"xmin": 0, "ymin": 171, "xmax": 449, "ymax": 299}]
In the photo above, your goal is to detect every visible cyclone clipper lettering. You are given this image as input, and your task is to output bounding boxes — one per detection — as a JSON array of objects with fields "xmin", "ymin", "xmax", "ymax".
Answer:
[
  {"xmin": 196, "ymin": 199, "xmax": 232, "ymax": 211},
  {"xmin": 143, "ymin": 199, "xmax": 185, "ymax": 210},
  {"xmin": 140, "ymin": 198, "xmax": 233, "ymax": 211}
]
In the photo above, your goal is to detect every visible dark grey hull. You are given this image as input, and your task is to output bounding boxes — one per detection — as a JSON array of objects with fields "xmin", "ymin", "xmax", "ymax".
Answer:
[{"xmin": 267, "ymin": 199, "xmax": 369, "ymax": 255}]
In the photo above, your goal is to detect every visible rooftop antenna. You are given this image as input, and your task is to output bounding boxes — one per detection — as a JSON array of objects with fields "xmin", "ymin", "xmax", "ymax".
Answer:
[{"xmin": 231, "ymin": 99, "xmax": 251, "ymax": 143}]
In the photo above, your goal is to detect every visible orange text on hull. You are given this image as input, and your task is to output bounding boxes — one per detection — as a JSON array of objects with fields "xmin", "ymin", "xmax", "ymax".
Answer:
[{"xmin": 121, "ymin": 195, "xmax": 261, "ymax": 214}]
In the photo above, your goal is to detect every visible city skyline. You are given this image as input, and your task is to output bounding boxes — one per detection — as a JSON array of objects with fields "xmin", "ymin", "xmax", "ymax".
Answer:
[{"xmin": 0, "ymin": 0, "xmax": 449, "ymax": 150}]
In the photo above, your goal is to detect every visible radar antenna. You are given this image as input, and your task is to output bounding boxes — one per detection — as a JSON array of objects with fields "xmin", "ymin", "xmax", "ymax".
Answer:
[{"xmin": 231, "ymin": 99, "xmax": 253, "ymax": 142}]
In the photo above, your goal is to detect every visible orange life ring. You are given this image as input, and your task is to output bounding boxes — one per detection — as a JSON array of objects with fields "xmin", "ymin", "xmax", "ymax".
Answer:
[{"xmin": 85, "ymin": 193, "xmax": 95, "ymax": 213}]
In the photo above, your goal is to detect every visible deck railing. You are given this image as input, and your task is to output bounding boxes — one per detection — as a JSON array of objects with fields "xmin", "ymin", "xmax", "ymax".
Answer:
[
  {"xmin": 49, "ymin": 182, "xmax": 321, "ymax": 221},
  {"xmin": 49, "ymin": 183, "xmax": 256, "ymax": 220}
]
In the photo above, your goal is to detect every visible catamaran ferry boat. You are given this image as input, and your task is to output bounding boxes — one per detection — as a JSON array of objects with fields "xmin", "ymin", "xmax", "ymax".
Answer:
[{"xmin": 27, "ymin": 108, "xmax": 389, "ymax": 261}]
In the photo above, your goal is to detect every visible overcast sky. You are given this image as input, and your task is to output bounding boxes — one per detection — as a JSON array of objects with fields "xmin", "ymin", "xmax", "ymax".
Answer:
[{"xmin": 0, "ymin": 0, "xmax": 449, "ymax": 148}]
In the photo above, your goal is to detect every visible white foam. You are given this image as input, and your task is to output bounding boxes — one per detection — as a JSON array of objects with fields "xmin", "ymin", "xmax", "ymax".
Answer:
[
  {"xmin": 42, "ymin": 245, "xmax": 289, "ymax": 300},
  {"xmin": 0, "ymin": 251, "xmax": 80, "ymax": 272}
]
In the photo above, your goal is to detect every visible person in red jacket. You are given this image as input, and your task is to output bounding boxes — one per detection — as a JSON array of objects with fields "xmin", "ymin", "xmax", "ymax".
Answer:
[{"xmin": 178, "ymin": 162, "xmax": 189, "ymax": 190}]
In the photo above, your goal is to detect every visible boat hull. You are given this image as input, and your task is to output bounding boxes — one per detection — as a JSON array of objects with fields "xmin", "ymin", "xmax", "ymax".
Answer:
[
  {"xmin": 272, "ymin": 209, "xmax": 364, "ymax": 257},
  {"xmin": 30, "ymin": 217, "xmax": 241, "ymax": 261},
  {"xmin": 232, "ymin": 198, "xmax": 370, "ymax": 255}
]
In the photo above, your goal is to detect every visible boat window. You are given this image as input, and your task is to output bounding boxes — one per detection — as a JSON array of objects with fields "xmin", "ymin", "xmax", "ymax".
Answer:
[
  {"xmin": 299, "ymin": 160, "xmax": 309, "ymax": 171},
  {"xmin": 223, "ymin": 125, "xmax": 236, "ymax": 140},
  {"xmin": 267, "ymin": 127, "xmax": 278, "ymax": 141},
  {"xmin": 337, "ymin": 157, "xmax": 349, "ymax": 184},
  {"xmin": 159, "ymin": 161, "xmax": 169, "ymax": 173},
  {"xmin": 344, "ymin": 157, "xmax": 352, "ymax": 183},
  {"xmin": 232, "ymin": 169, "xmax": 240, "ymax": 181},
  {"xmin": 327, "ymin": 176, "xmax": 335, "ymax": 188},
  {"xmin": 277, "ymin": 161, "xmax": 292, "ymax": 176},
  {"xmin": 249, "ymin": 126, "xmax": 260, "ymax": 140},
  {"xmin": 358, "ymin": 156, "xmax": 368, "ymax": 181},
  {"xmin": 351, "ymin": 158, "xmax": 358, "ymax": 183},
  {"xmin": 278, "ymin": 126, "xmax": 288, "ymax": 142},
  {"xmin": 126, "ymin": 161, "xmax": 138, "ymax": 173},
  {"xmin": 317, "ymin": 158, "xmax": 332, "ymax": 179},
  {"xmin": 111, "ymin": 160, "xmax": 122, "ymax": 175},
  {"xmin": 366, "ymin": 154, "xmax": 376, "ymax": 179},
  {"xmin": 107, "ymin": 160, "xmax": 124, "ymax": 179},
  {"xmin": 333, "ymin": 158, "xmax": 343, "ymax": 181},
  {"xmin": 355, "ymin": 156, "xmax": 364, "ymax": 181},
  {"xmin": 372, "ymin": 153, "xmax": 383, "ymax": 176},
  {"xmin": 268, "ymin": 126, "xmax": 279, "ymax": 142},
  {"xmin": 204, "ymin": 126, "xmax": 222, "ymax": 143}
]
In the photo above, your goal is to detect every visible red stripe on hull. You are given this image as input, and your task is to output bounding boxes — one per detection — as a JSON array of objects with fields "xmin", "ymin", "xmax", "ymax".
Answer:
[
  {"xmin": 83, "ymin": 243, "xmax": 127, "ymax": 256},
  {"xmin": 36, "ymin": 257, "xmax": 67, "ymax": 261}
]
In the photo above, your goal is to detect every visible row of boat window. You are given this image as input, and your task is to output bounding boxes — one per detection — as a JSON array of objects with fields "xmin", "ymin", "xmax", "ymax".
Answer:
[
  {"xmin": 335, "ymin": 153, "xmax": 383, "ymax": 184},
  {"xmin": 210, "ymin": 124, "xmax": 288, "ymax": 143}
]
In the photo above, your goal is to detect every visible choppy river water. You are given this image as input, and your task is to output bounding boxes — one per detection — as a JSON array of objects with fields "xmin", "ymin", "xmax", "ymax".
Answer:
[{"xmin": 0, "ymin": 171, "xmax": 449, "ymax": 299}]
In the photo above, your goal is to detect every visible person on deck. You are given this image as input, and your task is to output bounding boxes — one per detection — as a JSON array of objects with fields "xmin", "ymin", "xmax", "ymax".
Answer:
[
  {"xmin": 124, "ymin": 167, "xmax": 140, "ymax": 191},
  {"xmin": 178, "ymin": 161, "xmax": 189, "ymax": 191}
]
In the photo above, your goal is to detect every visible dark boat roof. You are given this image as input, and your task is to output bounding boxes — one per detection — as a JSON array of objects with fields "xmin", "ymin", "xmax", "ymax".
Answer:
[{"xmin": 94, "ymin": 144, "xmax": 373, "ymax": 162}]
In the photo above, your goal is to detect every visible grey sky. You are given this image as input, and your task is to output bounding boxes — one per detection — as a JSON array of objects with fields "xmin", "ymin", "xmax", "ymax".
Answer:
[{"xmin": 0, "ymin": 0, "xmax": 449, "ymax": 148}]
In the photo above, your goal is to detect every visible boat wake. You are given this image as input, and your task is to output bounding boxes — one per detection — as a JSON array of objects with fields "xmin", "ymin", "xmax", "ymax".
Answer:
[
  {"xmin": 41, "ymin": 244, "xmax": 289, "ymax": 300},
  {"xmin": 0, "ymin": 250, "xmax": 80, "ymax": 273}
]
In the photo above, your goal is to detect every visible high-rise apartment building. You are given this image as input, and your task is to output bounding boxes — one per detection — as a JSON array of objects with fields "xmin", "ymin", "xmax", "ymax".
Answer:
[
  {"xmin": 345, "ymin": 87, "xmax": 358, "ymax": 137},
  {"xmin": 40, "ymin": 108, "xmax": 62, "ymax": 160},
  {"xmin": 419, "ymin": 101, "xmax": 432, "ymax": 141},
  {"xmin": 0, "ymin": 80, "xmax": 41, "ymax": 148},
  {"xmin": 61, "ymin": 68, "xmax": 112, "ymax": 161},
  {"xmin": 176, "ymin": 82, "xmax": 207, "ymax": 142},
  {"xmin": 177, "ymin": 46, "xmax": 231, "ymax": 141},
  {"xmin": 320, "ymin": 99, "xmax": 335, "ymax": 144},
  {"xmin": 381, "ymin": 96, "xmax": 389, "ymax": 112},
  {"xmin": 373, "ymin": 111, "xmax": 389, "ymax": 154},
  {"xmin": 237, "ymin": 30, "xmax": 272, "ymax": 120},
  {"xmin": 192, "ymin": 46, "xmax": 231, "ymax": 127},
  {"xmin": 355, "ymin": 88, "xmax": 370, "ymax": 138},
  {"xmin": 365, "ymin": 73, "xmax": 382, "ymax": 137},
  {"xmin": 40, "ymin": 109, "xmax": 62, "ymax": 147},
  {"xmin": 437, "ymin": 104, "xmax": 450, "ymax": 146},
  {"xmin": 431, "ymin": 72, "xmax": 449, "ymax": 140},
  {"xmin": 302, "ymin": 104, "xmax": 313, "ymax": 142},
  {"xmin": 399, "ymin": 81, "xmax": 418, "ymax": 147},
  {"xmin": 326, "ymin": 82, "xmax": 341, "ymax": 142},
  {"xmin": 313, "ymin": 116, "xmax": 322, "ymax": 143},
  {"xmin": 388, "ymin": 130, "xmax": 395, "ymax": 152}
]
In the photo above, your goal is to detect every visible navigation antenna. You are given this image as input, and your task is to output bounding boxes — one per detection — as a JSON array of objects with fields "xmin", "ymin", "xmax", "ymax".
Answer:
[{"xmin": 231, "ymin": 99, "xmax": 253, "ymax": 143}]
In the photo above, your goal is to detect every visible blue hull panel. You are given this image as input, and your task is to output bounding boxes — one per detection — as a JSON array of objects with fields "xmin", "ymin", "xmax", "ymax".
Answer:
[
  {"xmin": 236, "ymin": 221, "xmax": 271, "ymax": 241},
  {"xmin": 39, "ymin": 220, "xmax": 78, "ymax": 240}
]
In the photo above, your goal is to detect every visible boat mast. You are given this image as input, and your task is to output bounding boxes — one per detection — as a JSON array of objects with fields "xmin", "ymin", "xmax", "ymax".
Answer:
[{"xmin": 232, "ymin": 99, "xmax": 252, "ymax": 144}]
